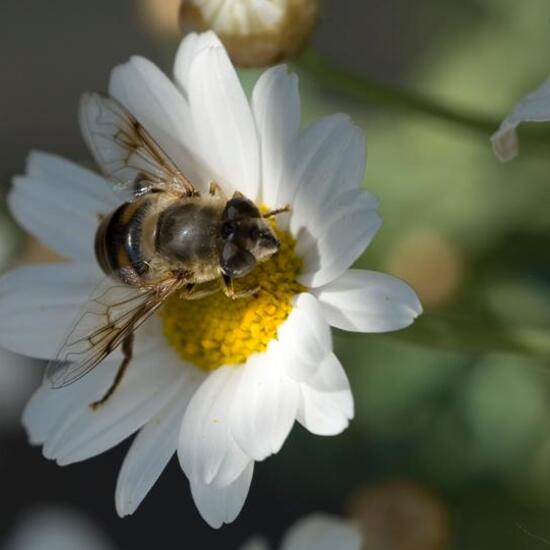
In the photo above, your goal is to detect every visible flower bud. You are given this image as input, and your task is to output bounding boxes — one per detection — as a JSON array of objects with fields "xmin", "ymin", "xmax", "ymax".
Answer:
[
  {"xmin": 138, "ymin": 0, "xmax": 182, "ymax": 39},
  {"xmin": 349, "ymin": 480, "xmax": 449, "ymax": 550},
  {"xmin": 179, "ymin": 0, "xmax": 319, "ymax": 67}
]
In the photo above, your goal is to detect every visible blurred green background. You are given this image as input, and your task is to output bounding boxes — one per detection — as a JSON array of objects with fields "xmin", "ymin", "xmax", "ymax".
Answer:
[{"xmin": 2, "ymin": 0, "xmax": 550, "ymax": 548}]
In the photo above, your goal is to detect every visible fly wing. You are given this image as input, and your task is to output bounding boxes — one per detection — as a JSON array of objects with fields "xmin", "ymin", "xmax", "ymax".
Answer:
[
  {"xmin": 79, "ymin": 92, "xmax": 195, "ymax": 200},
  {"xmin": 45, "ymin": 275, "xmax": 185, "ymax": 388}
]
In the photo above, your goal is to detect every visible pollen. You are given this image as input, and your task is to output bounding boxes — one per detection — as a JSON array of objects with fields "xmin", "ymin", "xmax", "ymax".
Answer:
[{"xmin": 159, "ymin": 221, "xmax": 304, "ymax": 371}]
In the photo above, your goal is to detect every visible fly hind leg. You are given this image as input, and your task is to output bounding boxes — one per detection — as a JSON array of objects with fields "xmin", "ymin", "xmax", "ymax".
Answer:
[{"xmin": 89, "ymin": 333, "xmax": 134, "ymax": 411}]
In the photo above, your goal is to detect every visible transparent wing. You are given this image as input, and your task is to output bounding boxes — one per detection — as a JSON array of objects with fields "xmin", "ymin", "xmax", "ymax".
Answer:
[
  {"xmin": 45, "ymin": 275, "xmax": 185, "ymax": 388},
  {"xmin": 79, "ymin": 91, "xmax": 195, "ymax": 200}
]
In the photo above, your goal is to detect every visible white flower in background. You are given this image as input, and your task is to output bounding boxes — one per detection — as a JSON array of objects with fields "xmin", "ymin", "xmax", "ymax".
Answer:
[
  {"xmin": 180, "ymin": 0, "xmax": 319, "ymax": 67},
  {"xmin": 4, "ymin": 507, "xmax": 117, "ymax": 550},
  {"xmin": 0, "ymin": 32, "xmax": 421, "ymax": 528},
  {"xmin": 241, "ymin": 513, "xmax": 362, "ymax": 550},
  {"xmin": 491, "ymin": 73, "xmax": 550, "ymax": 161}
]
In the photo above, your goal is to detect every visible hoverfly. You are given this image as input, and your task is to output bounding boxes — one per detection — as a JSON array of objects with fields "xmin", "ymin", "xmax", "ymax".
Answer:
[{"xmin": 45, "ymin": 93, "xmax": 287, "ymax": 408}]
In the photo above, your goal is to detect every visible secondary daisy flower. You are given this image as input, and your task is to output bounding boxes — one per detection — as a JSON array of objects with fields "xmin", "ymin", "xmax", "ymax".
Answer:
[
  {"xmin": 241, "ymin": 513, "xmax": 362, "ymax": 550},
  {"xmin": 179, "ymin": 0, "xmax": 319, "ymax": 67},
  {"xmin": 0, "ymin": 32, "xmax": 421, "ymax": 528},
  {"xmin": 491, "ymin": 72, "xmax": 550, "ymax": 161}
]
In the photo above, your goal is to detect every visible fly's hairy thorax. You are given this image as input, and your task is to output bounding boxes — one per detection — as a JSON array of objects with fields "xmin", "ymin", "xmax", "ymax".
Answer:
[
  {"xmin": 155, "ymin": 197, "xmax": 224, "ymax": 282},
  {"xmin": 95, "ymin": 193, "xmax": 224, "ymax": 286}
]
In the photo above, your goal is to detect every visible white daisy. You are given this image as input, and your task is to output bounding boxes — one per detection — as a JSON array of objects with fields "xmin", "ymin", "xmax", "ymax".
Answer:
[
  {"xmin": 241, "ymin": 513, "xmax": 362, "ymax": 550},
  {"xmin": 180, "ymin": 0, "xmax": 319, "ymax": 67},
  {"xmin": 0, "ymin": 32, "xmax": 421, "ymax": 528},
  {"xmin": 491, "ymin": 72, "xmax": 550, "ymax": 161}
]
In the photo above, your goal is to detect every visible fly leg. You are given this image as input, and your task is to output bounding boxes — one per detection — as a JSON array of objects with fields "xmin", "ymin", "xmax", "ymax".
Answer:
[
  {"xmin": 180, "ymin": 282, "xmax": 220, "ymax": 301},
  {"xmin": 209, "ymin": 181, "xmax": 227, "ymax": 201},
  {"xmin": 263, "ymin": 205, "xmax": 290, "ymax": 218},
  {"xmin": 90, "ymin": 333, "xmax": 134, "ymax": 410},
  {"xmin": 221, "ymin": 274, "xmax": 259, "ymax": 300}
]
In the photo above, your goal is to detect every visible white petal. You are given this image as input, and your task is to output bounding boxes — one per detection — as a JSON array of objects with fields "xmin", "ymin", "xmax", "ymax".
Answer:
[
  {"xmin": 298, "ymin": 354, "xmax": 353, "ymax": 436},
  {"xmin": 187, "ymin": 45, "xmax": 260, "ymax": 199},
  {"xmin": 252, "ymin": 65, "xmax": 300, "ymax": 207},
  {"xmin": 190, "ymin": 461, "xmax": 254, "ymax": 529},
  {"xmin": 300, "ymin": 351, "xmax": 351, "ymax": 394},
  {"xmin": 115, "ymin": 368, "xmax": 204, "ymax": 517},
  {"xmin": 23, "ymin": 358, "xmax": 117, "ymax": 447},
  {"xmin": 491, "ymin": 73, "xmax": 550, "ymax": 161},
  {"xmin": 281, "ymin": 514, "xmax": 362, "ymax": 550},
  {"xmin": 9, "ymin": 152, "xmax": 118, "ymax": 261},
  {"xmin": 109, "ymin": 56, "xmax": 206, "ymax": 188},
  {"xmin": 277, "ymin": 293, "xmax": 332, "ymax": 382},
  {"xmin": 295, "ymin": 188, "xmax": 378, "ymax": 256},
  {"xmin": 173, "ymin": 31, "xmax": 222, "ymax": 96},
  {"xmin": 313, "ymin": 269, "xmax": 422, "ymax": 333},
  {"xmin": 297, "ymin": 195, "xmax": 382, "ymax": 289},
  {"xmin": 280, "ymin": 115, "xmax": 366, "ymax": 221},
  {"xmin": 295, "ymin": 187, "xmax": 379, "ymax": 277},
  {"xmin": 230, "ymin": 344, "xmax": 299, "ymax": 461},
  {"xmin": 178, "ymin": 366, "xmax": 250, "ymax": 487},
  {"xmin": 0, "ymin": 262, "xmax": 101, "ymax": 359},
  {"xmin": 42, "ymin": 333, "xmax": 186, "ymax": 465},
  {"xmin": 22, "ymin": 318, "xmax": 163, "ymax": 446}
]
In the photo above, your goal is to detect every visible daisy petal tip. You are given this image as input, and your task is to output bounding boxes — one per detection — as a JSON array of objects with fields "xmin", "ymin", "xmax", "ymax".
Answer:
[
  {"xmin": 114, "ymin": 479, "xmax": 134, "ymax": 518},
  {"xmin": 374, "ymin": 280, "xmax": 423, "ymax": 332},
  {"xmin": 189, "ymin": 461, "xmax": 254, "ymax": 529},
  {"xmin": 24, "ymin": 426, "xmax": 44, "ymax": 447},
  {"xmin": 195, "ymin": 29, "xmax": 223, "ymax": 47},
  {"xmin": 490, "ymin": 126, "xmax": 519, "ymax": 162},
  {"xmin": 24, "ymin": 149, "xmax": 46, "ymax": 170},
  {"xmin": 394, "ymin": 281, "xmax": 423, "ymax": 328},
  {"xmin": 298, "ymin": 355, "xmax": 354, "ymax": 436},
  {"xmin": 114, "ymin": 493, "xmax": 135, "ymax": 519},
  {"xmin": 405, "ymin": 286, "xmax": 423, "ymax": 318},
  {"xmin": 299, "ymin": 407, "xmax": 350, "ymax": 437},
  {"xmin": 108, "ymin": 63, "xmax": 125, "ymax": 88},
  {"xmin": 189, "ymin": 483, "xmax": 233, "ymax": 530},
  {"xmin": 314, "ymin": 270, "xmax": 422, "ymax": 334}
]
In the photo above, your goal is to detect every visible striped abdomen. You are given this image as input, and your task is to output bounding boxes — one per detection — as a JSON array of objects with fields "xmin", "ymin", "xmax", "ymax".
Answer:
[{"xmin": 95, "ymin": 196, "xmax": 157, "ymax": 286}]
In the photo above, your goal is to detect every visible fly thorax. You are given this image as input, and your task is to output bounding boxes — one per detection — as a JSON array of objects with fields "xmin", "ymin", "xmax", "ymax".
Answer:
[{"xmin": 155, "ymin": 201, "xmax": 220, "ymax": 264}]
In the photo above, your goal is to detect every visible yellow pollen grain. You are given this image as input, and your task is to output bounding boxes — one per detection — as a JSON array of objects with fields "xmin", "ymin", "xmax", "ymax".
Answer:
[{"xmin": 160, "ymin": 221, "xmax": 304, "ymax": 371}]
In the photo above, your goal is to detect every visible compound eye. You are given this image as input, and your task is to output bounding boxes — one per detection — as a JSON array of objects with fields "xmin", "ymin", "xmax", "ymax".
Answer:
[
  {"xmin": 221, "ymin": 242, "xmax": 256, "ymax": 278},
  {"xmin": 249, "ymin": 226, "xmax": 260, "ymax": 240},
  {"xmin": 221, "ymin": 221, "xmax": 237, "ymax": 240},
  {"xmin": 223, "ymin": 197, "xmax": 261, "ymax": 221}
]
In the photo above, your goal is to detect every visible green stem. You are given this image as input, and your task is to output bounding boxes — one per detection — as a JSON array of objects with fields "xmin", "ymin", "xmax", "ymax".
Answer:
[{"xmin": 296, "ymin": 48, "xmax": 501, "ymax": 135}]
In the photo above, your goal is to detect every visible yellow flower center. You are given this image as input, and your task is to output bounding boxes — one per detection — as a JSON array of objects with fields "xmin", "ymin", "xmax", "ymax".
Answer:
[{"xmin": 160, "ymin": 221, "xmax": 304, "ymax": 371}]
